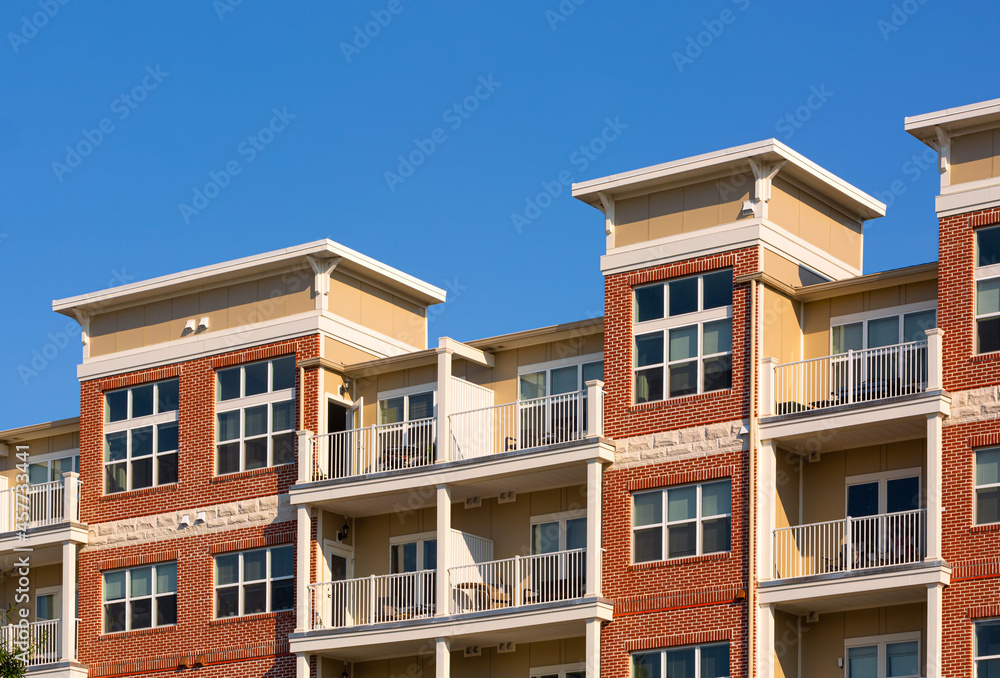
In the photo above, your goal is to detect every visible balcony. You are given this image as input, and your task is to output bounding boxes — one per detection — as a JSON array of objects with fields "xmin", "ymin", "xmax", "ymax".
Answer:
[
  {"xmin": 0, "ymin": 618, "xmax": 81, "ymax": 670},
  {"xmin": 0, "ymin": 475, "xmax": 87, "ymax": 558}
]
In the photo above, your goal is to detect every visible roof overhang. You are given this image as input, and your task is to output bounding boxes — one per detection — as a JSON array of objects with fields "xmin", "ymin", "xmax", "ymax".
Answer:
[
  {"xmin": 0, "ymin": 416, "xmax": 80, "ymax": 445},
  {"xmin": 906, "ymin": 97, "xmax": 1000, "ymax": 144},
  {"xmin": 52, "ymin": 239, "xmax": 447, "ymax": 319},
  {"xmin": 571, "ymin": 139, "xmax": 886, "ymax": 222}
]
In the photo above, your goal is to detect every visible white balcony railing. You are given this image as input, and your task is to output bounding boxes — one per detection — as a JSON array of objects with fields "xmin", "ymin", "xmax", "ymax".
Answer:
[
  {"xmin": 307, "ymin": 418, "xmax": 436, "ymax": 482},
  {"xmin": 770, "ymin": 341, "xmax": 929, "ymax": 415},
  {"xmin": 449, "ymin": 548, "xmax": 586, "ymax": 614},
  {"xmin": 309, "ymin": 570, "xmax": 437, "ymax": 630},
  {"xmin": 773, "ymin": 509, "xmax": 926, "ymax": 579},
  {"xmin": 0, "ymin": 477, "xmax": 80, "ymax": 534},
  {"xmin": 0, "ymin": 618, "xmax": 61, "ymax": 665},
  {"xmin": 449, "ymin": 391, "xmax": 595, "ymax": 460}
]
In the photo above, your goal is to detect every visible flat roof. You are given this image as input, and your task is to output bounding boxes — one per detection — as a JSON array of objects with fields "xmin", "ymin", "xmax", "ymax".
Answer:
[
  {"xmin": 906, "ymin": 96, "xmax": 1000, "ymax": 143},
  {"xmin": 572, "ymin": 139, "xmax": 886, "ymax": 221},
  {"xmin": 52, "ymin": 239, "xmax": 447, "ymax": 318}
]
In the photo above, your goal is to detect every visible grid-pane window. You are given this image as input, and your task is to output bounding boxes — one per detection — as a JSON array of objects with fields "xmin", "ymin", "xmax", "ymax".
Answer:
[
  {"xmin": 633, "ymin": 270, "xmax": 732, "ymax": 404},
  {"xmin": 976, "ymin": 225, "xmax": 1000, "ymax": 354},
  {"xmin": 632, "ymin": 480, "xmax": 731, "ymax": 563},
  {"xmin": 631, "ymin": 643, "xmax": 729, "ymax": 678},
  {"xmin": 216, "ymin": 357, "xmax": 295, "ymax": 475},
  {"xmin": 846, "ymin": 637, "xmax": 920, "ymax": 678},
  {"xmin": 977, "ymin": 448, "xmax": 1000, "ymax": 525},
  {"xmin": 104, "ymin": 379, "xmax": 179, "ymax": 494},
  {"xmin": 102, "ymin": 562, "xmax": 176, "ymax": 633},
  {"xmin": 214, "ymin": 546, "xmax": 293, "ymax": 618},
  {"xmin": 977, "ymin": 620, "xmax": 1000, "ymax": 677}
]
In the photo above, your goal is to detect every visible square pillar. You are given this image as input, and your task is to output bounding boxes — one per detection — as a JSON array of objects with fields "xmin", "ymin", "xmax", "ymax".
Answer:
[
  {"xmin": 760, "ymin": 357, "xmax": 778, "ymax": 417},
  {"xmin": 436, "ymin": 485, "xmax": 452, "ymax": 617},
  {"xmin": 586, "ymin": 618, "xmax": 601, "ymax": 678},
  {"xmin": 297, "ymin": 430, "xmax": 314, "ymax": 484},
  {"xmin": 757, "ymin": 604, "xmax": 775, "ymax": 678},
  {"xmin": 62, "ymin": 472, "xmax": 79, "ymax": 522},
  {"xmin": 925, "ymin": 413, "xmax": 944, "ymax": 562},
  {"xmin": 757, "ymin": 440, "xmax": 776, "ymax": 581},
  {"xmin": 585, "ymin": 379, "xmax": 604, "ymax": 437},
  {"xmin": 296, "ymin": 652, "xmax": 310, "ymax": 678},
  {"xmin": 435, "ymin": 638, "xmax": 451, "ymax": 678},
  {"xmin": 925, "ymin": 328, "xmax": 944, "ymax": 391},
  {"xmin": 60, "ymin": 541, "xmax": 76, "ymax": 662},
  {"xmin": 586, "ymin": 459, "xmax": 602, "ymax": 597},
  {"xmin": 436, "ymin": 347, "xmax": 453, "ymax": 463},
  {"xmin": 926, "ymin": 583, "xmax": 944, "ymax": 678},
  {"xmin": 296, "ymin": 506, "xmax": 312, "ymax": 632}
]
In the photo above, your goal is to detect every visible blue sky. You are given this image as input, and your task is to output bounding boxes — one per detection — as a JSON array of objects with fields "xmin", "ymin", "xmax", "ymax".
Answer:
[{"xmin": 0, "ymin": 0, "xmax": 996, "ymax": 429}]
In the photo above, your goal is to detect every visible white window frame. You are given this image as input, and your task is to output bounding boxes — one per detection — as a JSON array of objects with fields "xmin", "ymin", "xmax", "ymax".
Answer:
[
  {"xmin": 102, "ymin": 562, "xmax": 177, "ymax": 633},
  {"xmin": 376, "ymin": 383, "xmax": 437, "ymax": 424},
  {"xmin": 530, "ymin": 509, "xmax": 587, "ymax": 554},
  {"xmin": 388, "ymin": 531, "xmax": 437, "ymax": 572},
  {"xmin": 630, "ymin": 641, "xmax": 731, "ymax": 678},
  {"xmin": 976, "ymin": 619, "xmax": 1000, "ymax": 677},
  {"xmin": 35, "ymin": 586, "xmax": 60, "ymax": 622},
  {"xmin": 215, "ymin": 358, "xmax": 296, "ymax": 475},
  {"xmin": 973, "ymin": 224, "xmax": 1000, "ymax": 354},
  {"xmin": 632, "ymin": 479, "xmax": 732, "ymax": 564},
  {"xmin": 104, "ymin": 379, "xmax": 179, "ymax": 494},
  {"xmin": 28, "ymin": 449, "xmax": 80, "ymax": 485},
  {"xmin": 633, "ymin": 271, "xmax": 733, "ymax": 404},
  {"xmin": 517, "ymin": 353, "xmax": 604, "ymax": 398},
  {"xmin": 213, "ymin": 545, "xmax": 294, "ymax": 619},
  {"xmin": 845, "ymin": 467, "xmax": 923, "ymax": 515},
  {"xmin": 530, "ymin": 662, "xmax": 586, "ymax": 678},
  {"xmin": 844, "ymin": 631, "xmax": 921, "ymax": 678},
  {"xmin": 830, "ymin": 302, "xmax": 937, "ymax": 353},
  {"xmin": 975, "ymin": 447, "xmax": 1000, "ymax": 526}
]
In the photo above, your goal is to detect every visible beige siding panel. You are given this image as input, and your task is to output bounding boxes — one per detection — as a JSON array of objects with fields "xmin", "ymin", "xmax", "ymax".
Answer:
[
  {"xmin": 614, "ymin": 195, "xmax": 650, "ymax": 247},
  {"xmin": 802, "ymin": 299, "xmax": 831, "ymax": 360},
  {"xmin": 648, "ymin": 187, "xmax": 684, "ymax": 240},
  {"xmin": 682, "ymin": 179, "xmax": 721, "ymax": 231},
  {"xmin": 392, "ymin": 295, "xmax": 426, "ymax": 349},
  {"xmin": 952, "ymin": 129, "xmax": 995, "ymax": 184},
  {"xmin": 169, "ymin": 293, "xmax": 200, "ymax": 341},
  {"xmin": 801, "ymin": 611, "xmax": 845, "ymax": 678},
  {"xmin": 116, "ymin": 305, "xmax": 145, "ymax": 352},
  {"xmin": 256, "ymin": 274, "xmax": 288, "ymax": 323},
  {"xmin": 797, "ymin": 190, "xmax": 833, "ymax": 254},
  {"xmin": 284, "ymin": 274, "xmax": 314, "ymax": 315},
  {"xmin": 803, "ymin": 450, "xmax": 845, "ymax": 524},
  {"xmin": 775, "ymin": 447, "xmax": 799, "ymax": 530},
  {"xmin": 89, "ymin": 311, "xmax": 117, "ymax": 357},
  {"xmin": 773, "ymin": 610, "xmax": 799, "ymax": 678},
  {"xmin": 904, "ymin": 279, "xmax": 937, "ymax": 304},
  {"xmin": 829, "ymin": 292, "xmax": 864, "ymax": 319},
  {"xmin": 829, "ymin": 210, "xmax": 863, "ymax": 270},
  {"xmin": 144, "ymin": 299, "xmax": 172, "ymax": 346},
  {"xmin": 324, "ymin": 336, "xmax": 378, "ymax": 366},
  {"xmin": 227, "ymin": 280, "xmax": 258, "ymax": 328},
  {"xmin": 529, "ymin": 640, "xmax": 562, "ymax": 667},
  {"xmin": 197, "ymin": 286, "xmax": 229, "ymax": 333},
  {"xmin": 762, "ymin": 287, "xmax": 802, "ymax": 364},
  {"xmin": 769, "ymin": 179, "xmax": 801, "ymax": 238},
  {"xmin": 329, "ymin": 272, "xmax": 362, "ymax": 323},
  {"xmin": 867, "ymin": 286, "xmax": 903, "ymax": 312},
  {"xmin": 360, "ymin": 283, "xmax": 395, "ymax": 338}
]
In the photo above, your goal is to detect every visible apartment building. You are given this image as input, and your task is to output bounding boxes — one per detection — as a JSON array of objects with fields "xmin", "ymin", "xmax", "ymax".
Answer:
[{"xmin": 0, "ymin": 96, "xmax": 998, "ymax": 678}]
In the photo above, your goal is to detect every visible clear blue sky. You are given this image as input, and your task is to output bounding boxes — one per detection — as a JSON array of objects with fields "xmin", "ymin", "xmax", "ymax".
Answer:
[{"xmin": 0, "ymin": 0, "xmax": 996, "ymax": 429}]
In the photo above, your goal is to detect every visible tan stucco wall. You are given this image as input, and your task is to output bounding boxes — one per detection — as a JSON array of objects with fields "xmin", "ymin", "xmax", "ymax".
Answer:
[
  {"xmin": 769, "ymin": 177, "xmax": 863, "ymax": 271},
  {"xmin": 762, "ymin": 287, "xmax": 803, "ymax": 365},
  {"xmin": 329, "ymin": 271, "xmax": 427, "ymax": 350},
  {"xmin": 613, "ymin": 175, "xmax": 751, "ymax": 248},
  {"xmin": 762, "ymin": 249, "xmax": 827, "ymax": 289},
  {"xmin": 951, "ymin": 128, "xmax": 1000, "ymax": 184},
  {"xmin": 0, "ymin": 563, "xmax": 63, "ymax": 621}
]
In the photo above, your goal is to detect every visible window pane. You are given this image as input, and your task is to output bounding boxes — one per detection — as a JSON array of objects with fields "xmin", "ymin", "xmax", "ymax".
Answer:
[
  {"xmin": 665, "ymin": 647, "xmax": 695, "ymax": 678},
  {"xmin": 217, "ymin": 367, "xmax": 241, "ymax": 401},
  {"xmin": 667, "ymin": 522, "xmax": 697, "ymax": 558},
  {"xmin": 703, "ymin": 356, "xmax": 732, "ymax": 392},
  {"xmin": 702, "ymin": 271, "xmax": 732, "ymax": 310},
  {"xmin": 244, "ymin": 362, "xmax": 269, "ymax": 396},
  {"xmin": 271, "ymin": 578, "xmax": 294, "ymax": 611},
  {"xmin": 104, "ymin": 601, "xmax": 125, "ymax": 633},
  {"xmin": 244, "ymin": 582, "xmax": 267, "ymax": 615},
  {"xmin": 833, "ymin": 322, "xmax": 864, "ymax": 354},
  {"xmin": 668, "ymin": 486, "xmax": 696, "ymax": 522},
  {"xmin": 636, "ymin": 333, "xmax": 664, "ymax": 367},
  {"xmin": 28, "ymin": 463, "xmax": 48, "ymax": 485},
  {"xmin": 217, "ymin": 443, "xmax": 240, "ymax": 475},
  {"xmin": 567, "ymin": 518, "xmax": 586, "ymax": 550},
  {"xmin": 632, "ymin": 652, "xmax": 661, "ymax": 678},
  {"xmin": 243, "ymin": 550, "xmax": 266, "ymax": 582},
  {"xmin": 635, "ymin": 284, "xmax": 665, "ymax": 322},
  {"xmin": 271, "ymin": 546, "xmax": 294, "ymax": 579},
  {"xmin": 245, "ymin": 438, "xmax": 268, "ymax": 470},
  {"xmin": 978, "ymin": 317, "xmax": 1000, "ymax": 354},
  {"xmin": 106, "ymin": 431, "xmax": 127, "ymax": 461},
  {"xmin": 702, "ymin": 517, "xmax": 731, "ymax": 554},
  {"xmin": 977, "ymin": 488, "xmax": 1000, "ymax": 525},
  {"xmin": 131, "ymin": 457, "xmax": 153, "ymax": 489},
  {"xmin": 271, "ymin": 356, "xmax": 295, "ymax": 391},
  {"xmin": 979, "ymin": 658, "xmax": 1000, "ymax": 678},
  {"xmin": 216, "ymin": 586, "xmax": 239, "ymax": 618},
  {"xmin": 886, "ymin": 641, "xmax": 918, "ymax": 677},
  {"xmin": 132, "ymin": 385, "xmax": 154, "ymax": 418},
  {"xmin": 702, "ymin": 481, "xmax": 731, "ymax": 516},
  {"xmin": 701, "ymin": 644, "xmax": 730, "ymax": 678},
  {"xmin": 531, "ymin": 522, "xmax": 561, "ymax": 554},
  {"xmin": 157, "ymin": 379, "xmax": 179, "ymax": 413},
  {"xmin": 633, "ymin": 527, "xmax": 662, "ymax": 563},
  {"xmin": 408, "ymin": 392, "xmax": 435, "ymax": 420},
  {"xmin": 158, "ymin": 453, "xmax": 178, "ymax": 485},
  {"xmin": 156, "ymin": 594, "xmax": 177, "ymax": 626},
  {"xmin": 551, "ymin": 366, "xmax": 579, "ymax": 395},
  {"xmin": 979, "ymin": 226, "xmax": 1000, "ymax": 267},
  {"xmin": 131, "ymin": 427, "xmax": 153, "ymax": 457},
  {"xmin": 130, "ymin": 596, "xmax": 152, "ymax": 630},
  {"xmin": 979, "ymin": 278, "xmax": 1000, "ymax": 316},
  {"xmin": 130, "ymin": 567, "xmax": 152, "ymax": 597},
  {"xmin": 634, "ymin": 493, "xmax": 662, "ymax": 526},
  {"xmin": 867, "ymin": 316, "xmax": 900, "ymax": 348},
  {"xmin": 272, "ymin": 433, "xmax": 294, "ymax": 465},
  {"xmin": 703, "ymin": 320, "xmax": 732, "ymax": 355},
  {"xmin": 423, "ymin": 540, "xmax": 437, "ymax": 570},
  {"xmin": 669, "ymin": 361, "xmax": 698, "ymax": 398},
  {"xmin": 156, "ymin": 563, "xmax": 177, "ymax": 594},
  {"xmin": 379, "ymin": 396, "xmax": 405, "ymax": 424},
  {"xmin": 104, "ymin": 571, "xmax": 126, "ymax": 601},
  {"xmin": 582, "ymin": 361, "xmax": 604, "ymax": 383},
  {"xmin": 903, "ymin": 310, "xmax": 936, "ymax": 342},
  {"xmin": 244, "ymin": 404, "xmax": 268, "ymax": 438},
  {"xmin": 53, "ymin": 456, "xmax": 74, "ymax": 478},
  {"xmin": 886, "ymin": 476, "xmax": 921, "ymax": 513},
  {"xmin": 106, "ymin": 463, "xmax": 126, "ymax": 494},
  {"xmin": 635, "ymin": 368, "xmax": 663, "ymax": 404},
  {"xmin": 977, "ymin": 620, "xmax": 1000, "ymax": 660},
  {"xmin": 216, "ymin": 554, "xmax": 239, "ymax": 586},
  {"xmin": 217, "ymin": 411, "xmax": 240, "ymax": 442},
  {"xmin": 157, "ymin": 422, "xmax": 178, "ymax": 453},
  {"xmin": 669, "ymin": 325, "xmax": 698, "ymax": 362},
  {"xmin": 848, "ymin": 645, "xmax": 878, "ymax": 678},
  {"xmin": 978, "ymin": 448, "xmax": 1000, "ymax": 486},
  {"xmin": 669, "ymin": 277, "xmax": 698, "ymax": 316},
  {"xmin": 847, "ymin": 482, "xmax": 879, "ymax": 517},
  {"xmin": 390, "ymin": 542, "xmax": 417, "ymax": 574},
  {"xmin": 107, "ymin": 390, "xmax": 128, "ymax": 423}
]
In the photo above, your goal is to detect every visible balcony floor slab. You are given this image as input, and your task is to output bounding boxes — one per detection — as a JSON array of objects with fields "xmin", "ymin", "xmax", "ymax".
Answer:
[{"xmin": 0, "ymin": 522, "xmax": 87, "ymax": 561}]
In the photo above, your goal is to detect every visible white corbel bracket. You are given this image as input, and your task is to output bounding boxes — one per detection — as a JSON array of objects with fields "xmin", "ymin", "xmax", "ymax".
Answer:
[
  {"xmin": 933, "ymin": 126, "xmax": 951, "ymax": 182},
  {"xmin": 597, "ymin": 191, "xmax": 615, "ymax": 237},
  {"xmin": 748, "ymin": 158, "xmax": 785, "ymax": 219},
  {"xmin": 307, "ymin": 255, "xmax": 341, "ymax": 311}
]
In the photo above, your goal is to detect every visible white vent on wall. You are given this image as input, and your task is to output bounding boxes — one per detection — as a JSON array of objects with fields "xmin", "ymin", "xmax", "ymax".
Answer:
[
  {"xmin": 497, "ymin": 642, "xmax": 516, "ymax": 654},
  {"xmin": 464, "ymin": 647, "xmax": 481, "ymax": 658},
  {"xmin": 464, "ymin": 497, "xmax": 482, "ymax": 509},
  {"xmin": 498, "ymin": 492, "xmax": 516, "ymax": 504}
]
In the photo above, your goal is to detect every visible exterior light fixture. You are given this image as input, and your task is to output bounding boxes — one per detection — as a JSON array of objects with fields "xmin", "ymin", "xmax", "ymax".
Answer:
[{"xmin": 338, "ymin": 521, "xmax": 350, "ymax": 541}]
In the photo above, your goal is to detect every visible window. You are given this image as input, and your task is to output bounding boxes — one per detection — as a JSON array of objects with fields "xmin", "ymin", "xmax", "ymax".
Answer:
[
  {"xmin": 632, "ymin": 480, "xmax": 731, "ymax": 563},
  {"xmin": 389, "ymin": 533, "xmax": 437, "ymax": 573},
  {"xmin": 104, "ymin": 379, "xmax": 179, "ymax": 494},
  {"xmin": 28, "ymin": 453, "xmax": 79, "ymax": 485},
  {"xmin": 103, "ymin": 562, "xmax": 176, "ymax": 633},
  {"xmin": 845, "ymin": 634, "xmax": 920, "ymax": 678},
  {"xmin": 976, "ymin": 448, "xmax": 1000, "ymax": 525},
  {"xmin": 633, "ymin": 270, "xmax": 732, "ymax": 403},
  {"xmin": 531, "ymin": 664, "xmax": 585, "ymax": 678},
  {"xmin": 530, "ymin": 511, "xmax": 587, "ymax": 554},
  {"xmin": 518, "ymin": 357, "xmax": 604, "ymax": 442},
  {"xmin": 216, "ymin": 356, "xmax": 295, "ymax": 475},
  {"xmin": 378, "ymin": 389, "xmax": 435, "ymax": 424},
  {"xmin": 214, "ymin": 545, "xmax": 293, "ymax": 618},
  {"xmin": 376, "ymin": 386, "xmax": 437, "ymax": 467},
  {"xmin": 831, "ymin": 309, "xmax": 937, "ymax": 353},
  {"xmin": 977, "ymin": 620, "xmax": 1000, "ymax": 677},
  {"xmin": 632, "ymin": 642, "xmax": 729, "ymax": 678},
  {"xmin": 976, "ymin": 225, "xmax": 1000, "ymax": 353}
]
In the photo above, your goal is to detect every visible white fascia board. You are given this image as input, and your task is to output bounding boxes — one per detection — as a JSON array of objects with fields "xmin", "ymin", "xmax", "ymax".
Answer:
[
  {"xmin": 935, "ymin": 182, "xmax": 1000, "ymax": 218},
  {"xmin": 52, "ymin": 239, "xmax": 446, "ymax": 316},
  {"xmin": 758, "ymin": 563, "xmax": 950, "ymax": 606},
  {"xmin": 905, "ymin": 97, "xmax": 1000, "ymax": 139}
]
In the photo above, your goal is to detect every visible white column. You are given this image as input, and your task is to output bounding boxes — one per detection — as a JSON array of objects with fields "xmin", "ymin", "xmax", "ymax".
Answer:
[
  {"xmin": 926, "ymin": 413, "xmax": 944, "ymax": 562},
  {"xmin": 296, "ymin": 652, "xmax": 310, "ymax": 678},
  {"xmin": 436, "ymin": 346, "xmax": 453, "ymax": 463},
  {"xmin": 436, "ymin": 485, "xmax": 452, "ymax": 617},
  {"xmin": 296, "ymin": 506, "xmax": 312, "ymax": 632},
  {"xmin": 758, "ymin": 604, "xmax": 775, "ymax": 678},
  {"xmin": 435, "ymin": 638, "xmax": 451, "ymax": 678},
  {"xmin": 297, "ymin": 430, "xmax": 314, "ymax": 484},
  {"xmin": 586, "ymin": 379, "xmax": 604, "ymax": 437},
  {"xmin": 760, "ymin": 357, "xmax": 778, "ymax": 417},
  {"xmin": 757, "ymin": 440, "xmax": 776, "ymax": 581},
  {"xmin": 586, "ymin": 459, "xmax": 602, "ymax": 597},
  {"xmin": 926, "ymin": 328, "xmax": 944, "ymax": 391},
  {"xmin": 926, "ymin": 583, "xmax": 944, "ymax": 678},
  {"xmin": 586, "ymin": 618, "xmax": 601, "ymax": 678},
  {"xmin": 62, "ymin": 472, "xmax": 79, "ymax": 522},
  {"xmin": 60, "ymin": 541, "xmax": 76, "ymax": 662}
]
